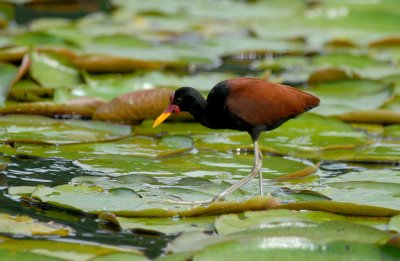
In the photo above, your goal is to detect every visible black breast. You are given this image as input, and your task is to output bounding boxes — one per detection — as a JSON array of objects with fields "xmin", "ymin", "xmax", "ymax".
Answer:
[{"xmin": 205, "ymin": 81, "xmax": 252, "ymax": 131}]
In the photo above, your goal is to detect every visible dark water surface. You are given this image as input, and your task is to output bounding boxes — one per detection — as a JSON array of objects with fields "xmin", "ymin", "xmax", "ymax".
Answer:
[{"xmin": 1, "ymin": 156, "xmax": 172, "ymax": 258}]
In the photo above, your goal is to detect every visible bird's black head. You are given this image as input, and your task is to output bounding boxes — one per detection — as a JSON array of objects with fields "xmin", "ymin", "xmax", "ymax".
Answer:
[
  {"xmin": 153, "ymin": 87, "xmax": 206, "ymax": 128},
  {"xmin": 171, "ymin": 87, "xmax": 204, "ymax": 113}
]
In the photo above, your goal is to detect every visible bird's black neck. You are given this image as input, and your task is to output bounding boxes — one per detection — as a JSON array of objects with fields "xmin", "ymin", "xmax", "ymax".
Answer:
[
  {"xmin": 177, "ymin": 86, "xmax": 247, "ymax": 130},
  {"xmin": 187, "ymin": 97, "xmax": 211, "ymax": 128}
]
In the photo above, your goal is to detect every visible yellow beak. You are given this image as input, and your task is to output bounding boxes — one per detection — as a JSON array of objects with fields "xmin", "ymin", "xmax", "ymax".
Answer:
[
  {"xmin": 153, "ymin": 104, "xmax": 180, "ymax": 128},
  {"xmin": 153, "ymin": 111, "xmax": 172, "ymax": 128}
]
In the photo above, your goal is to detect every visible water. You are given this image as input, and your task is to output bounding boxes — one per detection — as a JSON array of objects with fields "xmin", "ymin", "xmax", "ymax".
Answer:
[{"xmin": 0, "ymin": 155, "xmax": 171, "ymax": 259}]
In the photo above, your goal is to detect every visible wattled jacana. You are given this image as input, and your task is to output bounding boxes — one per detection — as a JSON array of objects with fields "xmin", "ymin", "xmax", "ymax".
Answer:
[{"xmin": 153, "ymin": 78, "xmax": 319, "ymax": 204}]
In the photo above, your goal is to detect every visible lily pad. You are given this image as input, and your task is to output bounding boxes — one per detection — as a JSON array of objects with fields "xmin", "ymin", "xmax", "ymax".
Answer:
[
  {"xmin": 12, "ymin": 31, "xmax": 71, "ymax": 47},
  {"xmin": 90, "ymin": 252, "xmax": 149, "ymax": 261},
  {"xmin": 257, "ymin": 113, "xmax": 372, "ymax": 157},
  {"xmin": 0, "ymin": 114, "xmax": 131, "ymax": 144},
  {"xmin": 107, "ymin": 214, "xmax": 215, "ymax": 235},
  {"xmin": 314, "ymin": 169, "xmax": 400, "ymax": 209},
  {"xmin": 191, "ymin": 237, "xmax": 400, "ymax": 261},
  {"xmin": 167, "ymin": 221, "xmax": 397, "ymax": 259},
  {"xmin": 307, "ymin": 80, "xmax": 394, "ymax": 116},
  {"xmin": 273, "ymin": 201, "xmax": 400, "ymax": 217},
  {"xmin": 215, "ymin": 209, "xmax": 390, "ymax": 235},
  {"xmin": 0, "ymin": 213, "xmax": 72, "ymax": 236},
  {"xmin": 93, "ymin": 88, "xmax": 174, "ymax": 124},
  {"xmin": 29, "ymin": 51, "xmax": 81, "ymax": 88},
  {"xmin": 8, "ymin": 80, "xmax": 54, "ymax": 102},
  {"xmin": 27, "ymin": 184, "xmax": 278, "ymax": 217},
  {"xmin": 335, "ymin": 110, "xmax": 400, "ymax": 125},
  {"xmin": 0, "ymin": 235, "xmax": 144, "ymax": 260},
  {"xmin": 0, "ymin": 97, "xmax": 106, "ymax": 117},
  {"xmin": 389, "ymin": 215, "xmax": 400, "ymax": 233},
  {"xmin": 0, "ymin": 62, "xmax": 18, "ymax": 106},
  {"xmin": 384, "ymin": 124, "xmax": 400, "ymax": 139}
]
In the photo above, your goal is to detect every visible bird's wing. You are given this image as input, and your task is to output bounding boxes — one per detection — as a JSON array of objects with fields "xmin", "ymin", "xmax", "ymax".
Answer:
[{"xmin": 225, "ymin": 78, "xmax": 319, "ymax": 127}]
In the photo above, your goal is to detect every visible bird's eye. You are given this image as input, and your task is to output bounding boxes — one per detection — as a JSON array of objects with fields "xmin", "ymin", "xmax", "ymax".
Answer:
[{"xmin": 175, "ymin": 97, "xmax": 182, "ymax": 103}]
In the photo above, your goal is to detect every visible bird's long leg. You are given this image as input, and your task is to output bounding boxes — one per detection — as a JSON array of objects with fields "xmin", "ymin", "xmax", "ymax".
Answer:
[
  {"xmin": 211, "ymin": 139, "xmax": 262, "ymax": 202},
  {"xmin": 164, "ymin": 139, "xmax": 263, "ymax": 206}
]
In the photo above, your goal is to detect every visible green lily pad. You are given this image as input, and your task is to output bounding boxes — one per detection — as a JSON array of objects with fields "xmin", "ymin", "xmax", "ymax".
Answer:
[
  {"xmin": 381, "ymin": 75, "xmax": 400, "ymax": 94},
  {"xmin": 28, "ymin": 184, "xmax": 277, "ymax": 217},
  {"xmin": 191, "ymin": 238, "xmax": 400, "ymax": 261},
  {"xmin": 0, "ymin": 114, "xmax": 131, "ymax": 144},
  {"xmin": 257, "ymin": 113, "xmax": 371, "ymax": 157},
  {"xmin": 0, "ymin": 235, "xmax": 143, "ymax": 260},
  {"xmin": 0, "ymin": 134, "xmax": 192, "ymax": 167},
  {"xmin": 167, "ymin": 221, "xmax": 397, "ymax": 258},
  {"xmin": 319, "ymin": 141, "xmax": 400, "ymax": 163},
  {"xmin": 12, "ymin": 31, "xmax": 70, "ymax": 47},
  {"xmin": 315, "ymin": 169, "xmax": 400, "ymax": 209},
  {"xmin": 215, "ymin": 209, "xmax": 390, "ymax": 235},
  {"xmin": 150, "ymin": 114, "xmax": 372, "ymax": 160},
  {"xmin": 63, "ymin": 71, "xmax": 237, "ymax": 102},
  {"xmin": 383, "ymin": 124, "xmax": 400, "ymax": 138},
  {"xmin": 313, "ymin": 53, "xmax": 399, "ymax": 79},
  {"xmin": 253, "ymin": 53, "xmax": 399, "ymax": 83},
  {"xmin": 111, "ymin": 215, "xmax": 215, "ymax": 235},
  {"xmin": 29, "ymin": 51, "xmax": 81, "ymax": 88},
  {"xmin": 389, "ymin": 215, "xmax": 400, "ymax": 233},
  {"xmin": 382, "ymin": 93, "xmax": 400, "ymax": 112},
  {"xmin": 0, "ymin": 248, "xmax": 60, "ymax": 261},
  {"xmin": 307, "ymin": 80, "xmax": 394, "ymax": 116},
  {"xmin": 0, "ymin": 62, "xmax": 18, "ymax": 106},
  {"xmin": 0, "ymin": 213, "xmax": 72, "ymax": 236},
  {"xmin": 8, "ymin": 80, "xmax": 54, "ymax": 102}
]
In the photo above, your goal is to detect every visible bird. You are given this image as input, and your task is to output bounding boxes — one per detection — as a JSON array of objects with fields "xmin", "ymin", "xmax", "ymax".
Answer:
[{"xmin": 153, "ymin": 77, "xmax": 320, "ymax": 204}]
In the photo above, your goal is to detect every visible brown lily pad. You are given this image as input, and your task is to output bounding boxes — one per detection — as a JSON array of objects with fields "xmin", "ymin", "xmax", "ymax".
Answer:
[
  {"xmin": 73, "ymin": 55, "xmax": 165, "ymax": 73},
  {"xmin": 273, "ymin": 201, "xmax": 400, "ymax": 217},
  {"xmin": 335, "ymin": 110, "xmax": 400, "ymax": 124},
  {"xmin": 324, "ymin": 39, "xmax": 357, "ymax": 49},
  {"xmin": 93, "ymin": 88, "xmax": 189, "ymax": 124},
  {"xmin": 368, "ymin": 37, "xmax": 400, "ymax": 48},
  {"xmin": 308, "ymin": 68, "xmax": 360, "ymax": 84},
  {"xmin": 10, "ymin": 53, "xmax": 31, "ymax": 88},
  {"xmin": 0, "ymin": 46, "xmax": 27, "ymax": 62},
  {"xmin": 0, "ymin": 97, "xmax": 106, "ymax": 118}
]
